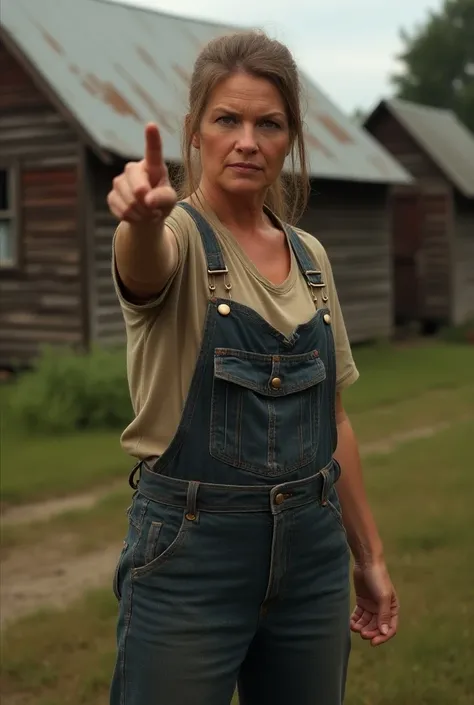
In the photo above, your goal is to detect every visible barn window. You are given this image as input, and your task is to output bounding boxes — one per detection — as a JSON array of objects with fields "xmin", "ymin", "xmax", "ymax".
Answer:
[{"xmin": 0, "ymin": 167, "xmax": 18, "ymax": 269}]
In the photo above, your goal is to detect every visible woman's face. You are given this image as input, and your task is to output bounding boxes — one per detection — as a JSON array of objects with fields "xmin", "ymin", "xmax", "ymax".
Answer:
[{"xmin": 193, "ymin": 72, "xmax": 291, "ymax": 199}]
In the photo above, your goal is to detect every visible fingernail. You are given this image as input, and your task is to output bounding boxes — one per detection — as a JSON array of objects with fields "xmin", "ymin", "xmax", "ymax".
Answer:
[{"xmin": 381, "ymin": 624, "xmax": 389, "ymax": 635}]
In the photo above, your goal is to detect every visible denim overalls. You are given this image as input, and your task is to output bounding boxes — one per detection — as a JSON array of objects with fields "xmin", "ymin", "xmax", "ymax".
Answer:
[{"xmin": 110, "ymin": 203, "xmax": 351, "ymax": 705}]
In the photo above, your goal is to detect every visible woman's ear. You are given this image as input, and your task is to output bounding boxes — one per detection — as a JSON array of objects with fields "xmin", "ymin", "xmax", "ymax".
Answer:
[{"xmin": 185, "ymin": 114, "xmax": 200, "ymax": 150}]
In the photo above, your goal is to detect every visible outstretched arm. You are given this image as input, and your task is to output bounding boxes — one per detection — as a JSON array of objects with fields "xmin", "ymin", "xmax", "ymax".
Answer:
[{"xmin": 108, "ymin": 123, "xmax": 178, "ymax": 302}]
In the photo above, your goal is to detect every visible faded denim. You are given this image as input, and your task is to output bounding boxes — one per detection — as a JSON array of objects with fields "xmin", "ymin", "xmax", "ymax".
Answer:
[{"xmin": 110, "ymin": 203, "xmax": 351, "ymax": 705}]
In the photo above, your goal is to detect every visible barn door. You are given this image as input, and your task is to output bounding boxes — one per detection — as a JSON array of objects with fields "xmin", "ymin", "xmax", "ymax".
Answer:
[{"xmin": 392, "ymin": 193, "xmax": 423, "ymax": 324}]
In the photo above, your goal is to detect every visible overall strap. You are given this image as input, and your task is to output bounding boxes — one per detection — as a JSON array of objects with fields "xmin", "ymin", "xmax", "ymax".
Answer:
[
  {"xmin": 176, "ymin": 202, "xmax": 231, "ymax": 297},
  {"xmin": 285, "ymin": 226, "xmax": 326, "ymax": 306}
]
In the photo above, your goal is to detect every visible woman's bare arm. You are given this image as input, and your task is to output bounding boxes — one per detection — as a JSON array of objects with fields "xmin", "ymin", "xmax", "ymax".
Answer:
[
  {"xmin": 333, "ymin": 393, "xmax": 383, "ymax": 563},
  {"xmin": 334, "ymin": 392, "xmax": 399, "ymax": 646},
  {"xmin": 107, "ymin": 123, "xmax": 178, "ymax": 301}
]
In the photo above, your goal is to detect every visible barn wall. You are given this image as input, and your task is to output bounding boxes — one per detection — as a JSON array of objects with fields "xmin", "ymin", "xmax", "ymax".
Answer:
[
  {"xmin": 366, "ymin": 108, "xmax": 454, "ymax": 324},
  {"xmin": 453, "ymin": 192, "xmax": 474, "ymax": 326},
  {"xmin": 419, "ymin": 189, "xmax": 453, "ymax": 323},
  {"xmin": 0, "ymin": 37, "xmax": 83, "ymax": 366},
  {"xmin": 87, "ymin": 153, "xmax": 127, "ymax": 346},
  {"xmin": 299, "ymin": 180, "xmax": 392, "ymax": 343},
  {"xmin": 367, "ymin": 110, "xmax": 446, "ymax": 183}
]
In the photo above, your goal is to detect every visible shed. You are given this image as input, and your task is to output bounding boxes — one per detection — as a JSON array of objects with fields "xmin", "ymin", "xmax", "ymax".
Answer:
[
  {"xmin": 0, "ymin": 0, "xmax": 411, "ymax": 368},
  {"xmin": 365, "ymin": 98, "xmax": 474, "ymax": 330}
]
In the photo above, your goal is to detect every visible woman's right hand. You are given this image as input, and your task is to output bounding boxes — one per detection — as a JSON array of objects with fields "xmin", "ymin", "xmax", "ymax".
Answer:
[{"xmin": 107, "ymin": 123, "xmax": 177, "ymax": 225}]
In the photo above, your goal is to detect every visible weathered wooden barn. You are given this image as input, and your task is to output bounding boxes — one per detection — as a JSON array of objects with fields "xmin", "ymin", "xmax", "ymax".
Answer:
[
  {"xmin": 365, "ymin": 98, "xmax": 474, "ymax": 330},
  {"xmin": 0, "ymin": 0, "xmax": 411, "ymax": 368}
]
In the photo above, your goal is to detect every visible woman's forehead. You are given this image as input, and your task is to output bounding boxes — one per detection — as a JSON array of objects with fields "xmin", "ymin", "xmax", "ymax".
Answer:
[{"xmin": 206, "ymin": 73, "xmax": 286, "ymax": 114}]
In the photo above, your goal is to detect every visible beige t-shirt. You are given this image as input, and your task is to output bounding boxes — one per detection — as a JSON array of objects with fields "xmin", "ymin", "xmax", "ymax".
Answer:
[{"xmin": 113, "ymin": 201, "xmax": 359, "ymax": 460}]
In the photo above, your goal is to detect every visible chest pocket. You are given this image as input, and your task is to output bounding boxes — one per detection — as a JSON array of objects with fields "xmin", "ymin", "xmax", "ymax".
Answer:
[{"xmin": 210, "ymin": 349, "xmax": 326, "ymax": 477}]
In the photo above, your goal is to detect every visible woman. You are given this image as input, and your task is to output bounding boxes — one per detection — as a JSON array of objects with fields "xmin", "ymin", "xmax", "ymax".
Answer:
[{"xmin": 107, "ymin": 30, "xmax": 398, "ymax": 705}]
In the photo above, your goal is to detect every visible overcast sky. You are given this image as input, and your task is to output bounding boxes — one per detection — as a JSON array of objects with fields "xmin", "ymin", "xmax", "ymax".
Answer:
[{"xmin": 116, "ymin": 0, "xmax": 443, "ymax": 115}]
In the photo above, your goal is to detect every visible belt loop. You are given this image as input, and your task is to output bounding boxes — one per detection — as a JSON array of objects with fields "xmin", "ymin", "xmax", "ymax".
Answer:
[
  {"xmin": 320, "ymin": 468, "xmax": 330, "ymax": 506},
  {"xmin": 185, "ymin": 481, "xmax": 200, "ymax": 520},
  {"xmin": 128, "ymin": 460, "xmax": 142, "ymax": 490}
]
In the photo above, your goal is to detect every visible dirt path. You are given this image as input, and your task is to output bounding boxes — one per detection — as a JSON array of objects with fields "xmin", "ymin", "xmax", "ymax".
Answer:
[
  {"xmin": 1, "ymin": 539, "xmax": 121, "ymax": 628},
  {"xmin": 1, "ymin": 479, "xmax": 125, "ymax": 527},
  {"xmin": 0, "ymin": 421, "xmax": 459, "ymax": 628},
  {"xmin": 359, "ymin": 421, "xmax": 451, "ymax": 456}
]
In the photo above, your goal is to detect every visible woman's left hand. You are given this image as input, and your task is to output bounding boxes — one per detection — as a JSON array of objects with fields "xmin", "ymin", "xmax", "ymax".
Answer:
[{"xmin": 350, "ymin": 560, "xmax": 399, "ymax": 646}]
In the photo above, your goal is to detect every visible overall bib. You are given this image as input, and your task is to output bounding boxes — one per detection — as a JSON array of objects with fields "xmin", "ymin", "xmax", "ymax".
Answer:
[{"xmin": 110, "ymin": 203, "xmax": 351, "ymax": 705}]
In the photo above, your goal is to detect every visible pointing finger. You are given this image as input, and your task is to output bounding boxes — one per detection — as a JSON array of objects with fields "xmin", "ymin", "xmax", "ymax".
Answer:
[{"xmin": 144, "ymin": 123, "xmax": 163, "ymax": 183}]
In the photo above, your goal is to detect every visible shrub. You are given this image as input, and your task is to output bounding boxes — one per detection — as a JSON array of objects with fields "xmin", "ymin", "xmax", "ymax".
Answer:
[
  {"xmin": 7, "ymin": 346, "xmax": 133, "ymax": 434},
  {"xmin": 439, "ymin": 318, "xmax": 474, "ymax": 345}
]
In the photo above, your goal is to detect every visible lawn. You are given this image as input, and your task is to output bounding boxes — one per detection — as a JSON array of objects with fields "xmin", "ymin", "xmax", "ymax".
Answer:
[
  {"xmin": 1, "ymin": 341, "xmax": 474, "ymax": 704},
  {"xmin": 1, "ymin": 420, "xmax": 473, "ymax": 705},
  {"xmin": 0, "ymin": 431, "xmax": 130, "ymax": 506},
  {"xmin": 2, "ymin": 341, "xmax": 473, "ymax": 506}
]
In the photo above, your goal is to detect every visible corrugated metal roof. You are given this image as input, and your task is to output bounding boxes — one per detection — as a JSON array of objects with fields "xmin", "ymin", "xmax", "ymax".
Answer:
[
  {"xmin": 2, "ymin": 0, "xmax": 411, "ymax": 184},
  {"xmin": 382, "ymin": 99, "xmax": 474, "ymax": 197}
]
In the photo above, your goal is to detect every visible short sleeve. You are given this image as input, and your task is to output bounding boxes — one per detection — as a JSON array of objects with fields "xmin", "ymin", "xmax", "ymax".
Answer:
[
  {"xmin": 111, "ymin": 207, "xmax": 190, "ymax": 315},
  {"xmin": 319, "ymin": 248, "xmax": 360, "ymax": 392}
]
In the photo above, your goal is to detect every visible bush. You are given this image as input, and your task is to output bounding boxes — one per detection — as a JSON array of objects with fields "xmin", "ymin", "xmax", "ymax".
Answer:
[
  {"xmin": 7, "ymin": 346, "xmax": 133, "ymax": 434},
  {"xmin": 438, "ymin": 318, "xmax": 474, "ymax": 345}
]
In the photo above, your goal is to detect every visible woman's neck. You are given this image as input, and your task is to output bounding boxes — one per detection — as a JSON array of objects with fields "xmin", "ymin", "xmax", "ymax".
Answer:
[{"xmin": 194, "ymin": 181, "xmax": 270, "ymax": 235}]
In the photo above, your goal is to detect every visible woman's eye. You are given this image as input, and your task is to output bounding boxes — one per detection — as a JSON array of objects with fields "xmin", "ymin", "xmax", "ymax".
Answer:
[
  {"xmin": 261, "ymin": 120, "xmax": 280, "ymax": 129},
  {"xmin": 217, "ymin": 115, "xmax": 236, "ymax": 125}
]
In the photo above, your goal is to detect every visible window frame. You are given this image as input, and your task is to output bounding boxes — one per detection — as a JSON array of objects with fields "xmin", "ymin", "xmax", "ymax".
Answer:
[{"xmin": 0, "ymin": 162, "xmax": 21, "ymax": 272}]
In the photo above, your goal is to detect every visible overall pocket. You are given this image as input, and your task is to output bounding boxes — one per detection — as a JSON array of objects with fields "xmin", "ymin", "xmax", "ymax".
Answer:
[
  {"xmin": 210, "ymin": 348, "xmax": 326, "ymax": 477},
  {"xmin": 131, "ymin": 497, "xmax": 195, "ymax": 580},
  {"xmin": 112, "ymin": 494, "xmax": 196, "ymax": 595}
]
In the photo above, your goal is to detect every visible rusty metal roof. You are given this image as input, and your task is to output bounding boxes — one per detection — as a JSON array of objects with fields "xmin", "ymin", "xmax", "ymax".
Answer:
[
  {"xmin": 2, "ymin": 0, "xmax": 411, "ymax": 184},
  {"xmin": 370, "ymin": 99, "xmax": 474, "ymax": 197}
]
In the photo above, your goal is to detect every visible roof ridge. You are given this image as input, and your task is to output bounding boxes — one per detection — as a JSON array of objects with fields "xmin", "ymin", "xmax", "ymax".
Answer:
[
  {"xmin": 91, "ymin": 0, "xmax": 246, "ymax": 32},
  {"xmin": 389, "ymin": 97, "xmax": 456, "ymax": 119}
]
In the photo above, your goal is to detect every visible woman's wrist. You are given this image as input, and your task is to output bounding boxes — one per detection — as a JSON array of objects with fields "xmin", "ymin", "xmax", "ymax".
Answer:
[{"xmin": 349, "ymin": 534, "xmax": 385, "ymax": 567}]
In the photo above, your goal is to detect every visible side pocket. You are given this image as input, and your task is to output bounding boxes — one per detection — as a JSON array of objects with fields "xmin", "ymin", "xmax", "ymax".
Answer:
[
  {"xmin": 327, "ymin": 500, "xmax": 345, "ymax": 530},
  {"xmin": 144, "ymin": 522, "xmax": 163, "ymax": 565},
  {"xmin": 112, "ymin": 541, "xmax": 128, "ymax": 602},
  {"xmin": 325, "ymin": 486, "xmax": 347, "ymax": 536}
]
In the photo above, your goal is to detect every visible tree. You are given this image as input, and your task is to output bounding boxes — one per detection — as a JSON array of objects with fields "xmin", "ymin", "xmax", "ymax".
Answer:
[{"xmin": 391, "ymin": 0, "xmax": 474, "ymax": 132}]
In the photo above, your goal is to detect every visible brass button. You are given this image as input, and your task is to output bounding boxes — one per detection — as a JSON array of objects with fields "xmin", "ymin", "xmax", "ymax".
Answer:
[
  {"xmin": 217, "ymin": 303, "xmax": 231, "ymax": 316},
  {"xmin": 185, "ymin": 512, "xmax": 196, "ymax": 521},
  {"xmin": 275, "ymin": 493, "xmax": 285, "ymax": 505},
  {"xmin": 323, "ymin": 313, "xmax": 331, "ymax": 325},
  {"xmin": 270, "ymin": 377, "xmax": 281, "ymax": 390}
]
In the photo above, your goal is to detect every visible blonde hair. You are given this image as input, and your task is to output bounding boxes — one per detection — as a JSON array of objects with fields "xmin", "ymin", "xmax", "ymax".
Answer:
[{"xmin": 177, "ymin": 30, "xmax": 310, "ymax": 225}]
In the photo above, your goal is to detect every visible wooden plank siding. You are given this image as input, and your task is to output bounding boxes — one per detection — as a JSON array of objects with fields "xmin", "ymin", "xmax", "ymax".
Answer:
[
  {"xmin": 86, "ymin": 154, "xmax": 127, "ymax": 347},
  {"xmin": 0, "ymin": 37, "xmax": 82, "ymax": 366},
  {"xmin": 366, "ymin": 108, "xmax": 454, "ymax": 325},
  {"xmin": 300, "ymin": 181, "xmax": 392, "ymax": 343},
  {"xmin": 419, "ymin": 191, "xmax": 453, "ymax": 322},
  {"xmin": 453, "ymin": 193, "xmax": 474, "ymax": 326}
]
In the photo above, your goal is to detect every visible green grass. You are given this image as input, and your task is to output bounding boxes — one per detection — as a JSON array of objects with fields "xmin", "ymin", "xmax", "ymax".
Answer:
[
  {"xmin": 2, "ymin": 381, "xmax": 473, "ymax": 559},
  {"xmin": 2, "ymin": 342, "xmax": 473, "ymax": 507},
  {"xmin": 351, "ymin": 383, "xmax": 474, "ymax": 447},
  {"xmin": 345, "ymin": 340, "xmax": 474, "ymax": 414},
  {"xmin": 0, "ymin": 430, "xmax": 130, "ymax": 506},
  {"xmin": 1, "ymin": 420, "xmax": 473, "ymax": 705}
]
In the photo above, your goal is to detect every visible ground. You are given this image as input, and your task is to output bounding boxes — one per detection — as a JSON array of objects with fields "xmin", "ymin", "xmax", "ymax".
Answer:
[{"xmin": 1, "ymin": 342, "xmax": 474, "ymax": 704}]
